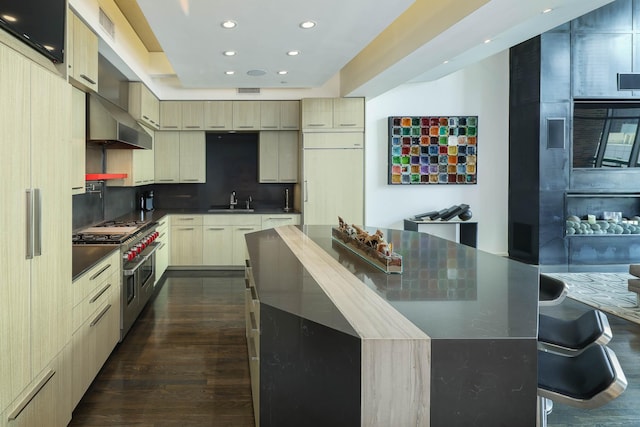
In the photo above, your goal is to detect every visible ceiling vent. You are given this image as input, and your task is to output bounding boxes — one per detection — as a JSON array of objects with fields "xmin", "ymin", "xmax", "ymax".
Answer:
[
  {"xmin": 99, "ymin": 8, "xmax": 115, "ymax": 40},
  {"xmin": 237, "ymin": 88, "xmax": 261, "ymax": 94}
]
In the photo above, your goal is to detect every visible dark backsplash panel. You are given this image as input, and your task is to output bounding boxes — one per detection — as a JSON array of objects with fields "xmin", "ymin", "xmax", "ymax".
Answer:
[
  {"xmin": 152, "ymin": 132, "xmax": 294, "ymax": 210},
  {"xmin": 73, "ymin": 132, "xmax": 295, "ymax": 230}
]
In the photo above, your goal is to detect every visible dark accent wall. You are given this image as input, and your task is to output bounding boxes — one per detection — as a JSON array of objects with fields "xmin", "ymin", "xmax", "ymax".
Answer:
[
  {"xmin": 509, "ymin": 0, "xmax": 640, "ymax": 266},
  {"xmin": 73, "ymin": 132, "xmax": 295, "ymax": 230},
  {"xmin": 152, "ymin": 132, "xmax": 294, "ymax": 210}
]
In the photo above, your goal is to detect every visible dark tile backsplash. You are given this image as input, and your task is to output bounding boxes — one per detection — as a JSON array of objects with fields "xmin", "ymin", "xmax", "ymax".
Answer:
[{"xmin": 73, "ymin": 132, "xmax": 295, "ymax": 230}]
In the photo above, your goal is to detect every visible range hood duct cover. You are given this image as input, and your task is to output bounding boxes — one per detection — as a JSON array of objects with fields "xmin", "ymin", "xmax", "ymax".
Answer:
[{"xmin": 88, "ymin": 94, "xmax": 152, "ymax": 149}]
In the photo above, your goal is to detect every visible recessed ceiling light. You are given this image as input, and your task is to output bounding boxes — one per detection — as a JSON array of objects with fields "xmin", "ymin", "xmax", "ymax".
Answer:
[
  {"xmin": 542, "ymin": 8, "xmax": 553, "ymax": 14},
  {"xmin": 278, "ymin": 70, "xmax": 288, "ymax": 75},
  {"xmin": 221, "ymin": 20, "xmax": 237, "ymax": 29},
  {"xmin": 1, "ymin": 14, "xmax": 17, "ymax": 22},
  {"xmin": 443, "ymin": 60, "xmax": 449, "ymax": 64},
  {"xmin": 287, "ymin": 50, "xmax": 300, "ymax": 56},
  {"xmin": 299, "ymin": 20, "xmax": 316, "ymax": 29},
  {"xmin": 484, "ymin": 39, "xmax": 491, "ymax": 44},
  {"xmin": 223, "ymin": 50, "xmax": 237, "ymax": 56},
  {"xmin": 225, "ymin": 70, "xmax": 235, "ymax": 75}
]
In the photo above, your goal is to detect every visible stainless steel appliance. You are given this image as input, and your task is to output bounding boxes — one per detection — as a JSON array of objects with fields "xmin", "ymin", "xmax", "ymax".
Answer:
[{"xmin": 73, "ymin": 219, "xmax": 159, "ymax": 340}]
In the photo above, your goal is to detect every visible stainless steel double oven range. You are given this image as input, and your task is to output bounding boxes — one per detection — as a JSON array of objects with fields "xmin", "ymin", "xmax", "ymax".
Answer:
[{"xmin": 73, "ymin": 219, "xmax": 160, "ymax": 340}]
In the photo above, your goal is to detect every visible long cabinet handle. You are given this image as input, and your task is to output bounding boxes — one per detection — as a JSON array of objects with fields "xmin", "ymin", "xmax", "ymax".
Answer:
[
  {"xmin": 33, "ymin": 188, "xmax": 41, "ymax": 256},
  {"xmin": 304, "ymin": 180, "xmax": 308, "ymax": 202},
  {"xmin": 26, "ymin": 189, "xmax": 33, "ymax": 259},
  {"xmin": 8, "ymin": 369, "xmax": 55, "ymax": 421},
  {"xmin": 90, "ymin": 264, "xmax": 111, "ymax": 281},
  {"xmin": 89, "ymin": 283, "xmax": 111, "ymax": 303},
  {"xmin": 80, "ymin": 74, "xmax": 96, "ymax": 85},
  {"xmin": 90, "ymin": 304, "xmax": 112, "ymax": 327}
]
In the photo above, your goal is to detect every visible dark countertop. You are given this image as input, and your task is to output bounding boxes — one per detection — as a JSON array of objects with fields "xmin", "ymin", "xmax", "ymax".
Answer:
[
  {"xmin": 72, "ymin": 245, "xmax": 120, "ymax": 281},
  {"xmin": 246, "ymin": 225, "xmax": 540, "ymax": 340},
  {"xmin": 72, "ymin": 209, "xmax": 301, "ymax": 281}
]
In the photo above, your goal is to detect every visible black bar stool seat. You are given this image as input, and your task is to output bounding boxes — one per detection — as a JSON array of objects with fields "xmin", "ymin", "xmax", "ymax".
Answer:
[
  {"xmin": 539, "ymin": 274, "xmax": 567, "ymax": 306},
  {"xmin": 538, "ymin": 310, "xmax": 612, "ymax": 355},
  {"xmin": 538, "ymin": 344, "xmax": 627, "ymax": 409}
]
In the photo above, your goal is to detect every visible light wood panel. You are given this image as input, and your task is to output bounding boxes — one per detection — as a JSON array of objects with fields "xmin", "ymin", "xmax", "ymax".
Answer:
[
  {"xmin": 70, "ymin": 88, "xmax": 86, "ymax": 194},
  {"xmin": 204, "ymin": 101, "xmax": 233, "ymax": 130},
  {"xmin": 179, "ymin": 131, "xmax": 206, "ymax": 183},
  {"xmin": 154, "ymin": 131, "xmax": 180, "ymax": 183},
  {"xmin": 274, "ymin": 225, "xmax": 430, "ymax": 426},
  {"xmin": 0, "ymin": 43, "xmax": 31, "ymax": 414}
]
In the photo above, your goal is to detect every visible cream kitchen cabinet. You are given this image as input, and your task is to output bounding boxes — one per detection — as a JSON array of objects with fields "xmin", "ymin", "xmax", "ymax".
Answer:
[
  {"xmin": 301, "ymin": 98, "xmax": 333, "ymax": 129},
  {"xmin": 261, "ymin": 214, "xmax": 300, "ymax": 229},
  {"xmin": 181, "ymin": 101, "xmax": 204, "ymax": 130},
  {"xmin": 170, "ymin": 215, "xmax": 203, "ymax": 266},
  {"xmin": 155, "ymin": 131, "xmax": 205, "ymax": 183},
  {"xmin": 232, "ymin": 101, "xmax": 261, "ymax": 130},
  {"xmin": 179, "ymin": 131, "xmax": 206, "ymax": 183},
  {"xmin": 333, "ymin": 97, "xmax": 365, "ymax": 129},
  {"xmin": 204, "ymin": 101, "xmax": 233, "ymax": 130},
  {"xmin": 159, "ymin": 101, "xmax": 182, "ymax": 130},
  {"xmin": 68, "ymin": 13, "xmax": 98, "ymax": 92},
  {"xmin": 301, "ymin": 98, "xmax": 364, "ymax": 131},
  {"xmin": 154, "ymin": 216, "xmax": 170, "ymax": 284},
  {"xmin": 128, "ymin": 82, "xmax": 160, "ymax": 130},
  {"xmin": 71, "ymin": 87, "xmax": 86, "ymax": 194},
  {"xmin": 105, "ymin": 133, "xmax": 155, "ymax": 187},
  {"xmin": 0, "ymin": 43, "xmax": 72, "ymax": 425},
  {"xmin": 71, "ymin": 250, "xmax": 120, "ymax": 409},
  {"xmin": 260, "ymin": 100, "xmax": 300, "ymax": 130},
  {"xmin": 302, "ymin": 133, "xmax": 364, "ymax": 225},
  {"xmin": 280, "ymin": 100, "xmax": 300, "ymax": 130},
  {"xmin": 259, "ymin": 131, "xmax": 298, "ymax": 183},
  {"xmin": 203, "ymin": 215, "xmax": 262, "ymax": 267}
]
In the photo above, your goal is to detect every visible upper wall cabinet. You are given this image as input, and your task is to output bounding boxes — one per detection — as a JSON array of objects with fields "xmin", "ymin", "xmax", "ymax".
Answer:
[
  {"xmin": 159, "ymin": 101, "xmax": 182, "ymax": 130},
  {"xmin": 204, "ymin": 101, "xmax": 233, "ymax": 130},
  {"xmin": 71, "ymin": 87, "xmax": 86, "ymax": 194},
  {"xmin": 68, "ymin": 13, "xmax": 98, "ymax": 93},
  {"xmin": 260, "ymin": 100, "xmax": 300, "ymax": 130},
  {"xmin": 232, "ymin": 101, "xmax": 261, "ymax": 130},
  {"xmin": 301, "ymin": 98, "xmax": 364, "ymax": 131},
  {"xmin": 181, "ymin": 101, "xmax": 204, "ymax": 130},
  {"xmin": 129, "ymin": 82, "xmax": 160, "ymax": 129}
]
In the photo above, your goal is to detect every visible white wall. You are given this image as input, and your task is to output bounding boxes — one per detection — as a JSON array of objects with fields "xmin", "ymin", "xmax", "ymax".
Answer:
[{"xmin": 364, "ymin": 51, "xmax": 509, "ymax": 255}]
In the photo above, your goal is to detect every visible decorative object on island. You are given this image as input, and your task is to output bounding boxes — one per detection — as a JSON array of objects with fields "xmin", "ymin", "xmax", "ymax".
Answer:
[
  {"xmin": 332, "ymin": 217, "xmax": 403, "ymax": 274},
  {"xmin": 565, "ymin": 214, "xmax": 640, "ymax": 235},
  {"xmin": 388, "ymin": 116, "xmax": 478, "ymax": 184},
  {"xmin": 412, "ymin": 204, "xmax": 472, "ymax": 221}
]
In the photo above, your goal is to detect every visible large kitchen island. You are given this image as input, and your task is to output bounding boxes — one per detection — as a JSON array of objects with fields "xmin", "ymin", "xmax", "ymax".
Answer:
[{"xmin": 244, "ymin": 225, "xmax": 539, "ymax": 427}]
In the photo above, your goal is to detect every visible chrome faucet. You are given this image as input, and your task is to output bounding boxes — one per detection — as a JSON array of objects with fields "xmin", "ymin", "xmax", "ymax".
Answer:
[
  {"xmin": 246, "ymin": 196, "xmax": 253, "ymax": 210},
  {"xmin": 229, "ymin": 191, "xmax": 238, "ymax": 209}
]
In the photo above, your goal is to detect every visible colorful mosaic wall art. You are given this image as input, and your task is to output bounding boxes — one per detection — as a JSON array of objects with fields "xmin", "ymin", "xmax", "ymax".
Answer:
[{"xmin": 388, "ymin": 116, "xmax": 478, "ymax": 185}]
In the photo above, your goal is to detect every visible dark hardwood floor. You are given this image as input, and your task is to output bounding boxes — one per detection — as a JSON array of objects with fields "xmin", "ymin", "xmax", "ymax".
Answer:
[
  {"xmin": 70, "ymin": 270, "xmax": 640, "ymax": 426},
  {"xmin": 542, "ymin": 298, "xmax": 640, "ymax": 427},
  {"xmin": 69, "ymin": 271, "xmax": 254, "ymax": 427}
]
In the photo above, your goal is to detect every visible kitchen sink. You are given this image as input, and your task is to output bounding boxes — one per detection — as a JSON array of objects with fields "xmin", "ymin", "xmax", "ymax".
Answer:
[{"xmin": 207, "ymin": 207, "xmax": 254, "ymax": 213}]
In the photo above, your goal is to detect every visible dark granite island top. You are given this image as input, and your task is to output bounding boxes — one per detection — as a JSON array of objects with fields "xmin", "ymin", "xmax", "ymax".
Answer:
[{"xmin": 245, "ymin": 225, "xmax": 540, "ymax": 427}]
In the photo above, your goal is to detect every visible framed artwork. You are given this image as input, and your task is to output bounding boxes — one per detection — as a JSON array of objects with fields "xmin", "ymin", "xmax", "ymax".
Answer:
[{"xmin": 388, "ymin": 116, "xmax": 478, "ymax": 184}]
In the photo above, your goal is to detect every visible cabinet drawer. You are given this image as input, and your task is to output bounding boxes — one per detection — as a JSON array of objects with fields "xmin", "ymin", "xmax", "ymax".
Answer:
[
  {"xmin": 4, "ymin": 346, "xmax": 71, "ymax": 427},
  {"xmin": 203, "ymin": 214, "xmax": 262, "ymax": 226},
  {"xmin": 73, "ymin": 250, "xmax": 119, "ymax": 307},
  {"xmin": 171, "ymin": 215, "xmax": 203, "ymax": 226},
  {"xmin": 72, "ymin": 270, "xmax": 117, "ymax": 333}
]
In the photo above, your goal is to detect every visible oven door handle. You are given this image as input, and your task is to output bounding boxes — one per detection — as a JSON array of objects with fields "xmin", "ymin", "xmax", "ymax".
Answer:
[
  {"xmin": 123, "ymin": 258, "xmax": 145, "ymax": 276},
  {"xmin": 142, "ymin": 242, "xmax": 159, "ymax": 260}
]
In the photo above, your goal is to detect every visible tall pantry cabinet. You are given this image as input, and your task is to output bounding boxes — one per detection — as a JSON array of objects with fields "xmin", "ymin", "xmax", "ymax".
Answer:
[
  {"xmin": 0, "ymin": 43, "xmax": 72, "ymax": 426},
  {"xmin": 301, "ymin": 98, "xmax": 365, "ymax": 225}
]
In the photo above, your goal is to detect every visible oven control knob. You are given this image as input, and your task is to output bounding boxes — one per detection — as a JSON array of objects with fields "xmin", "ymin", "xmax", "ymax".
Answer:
[{"xmin": 124, "ymin": 251, "xmax": 134, "ymax": 261}]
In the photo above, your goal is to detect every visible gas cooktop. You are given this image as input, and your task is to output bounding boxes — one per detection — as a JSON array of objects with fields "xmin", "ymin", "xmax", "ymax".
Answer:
[{"xmin": 73, "ymin": 220, "xmax": 155, "ymax": 245}]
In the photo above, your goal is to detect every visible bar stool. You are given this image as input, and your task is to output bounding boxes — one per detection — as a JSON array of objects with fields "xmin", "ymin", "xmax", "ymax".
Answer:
[
  {"xmin": 539, "ymin": 274, "xmax": 567, "ymax": 306},
  {"xmin": 537, "ymin": 344, "xmax": 627, "ymax": 427},
  {"xmin": 538, "ymin": 310, "xmax": 612, "ymax": 355}
]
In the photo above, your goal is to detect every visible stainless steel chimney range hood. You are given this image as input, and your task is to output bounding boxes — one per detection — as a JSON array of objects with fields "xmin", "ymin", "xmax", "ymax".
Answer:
[{"xmin": 87, "ymin": 94, "xmax": 152, "ymax": 150}]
